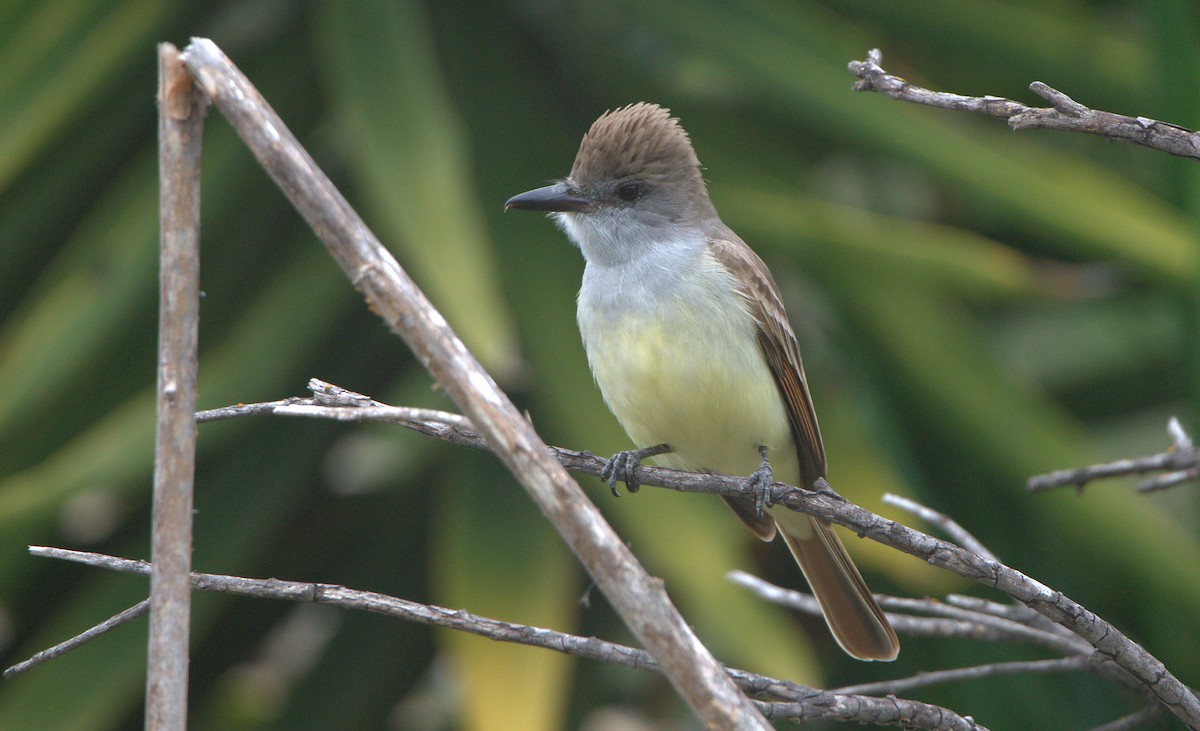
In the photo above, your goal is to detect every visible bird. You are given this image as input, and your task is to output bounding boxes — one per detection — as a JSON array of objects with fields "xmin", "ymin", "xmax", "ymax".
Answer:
[{"xmin": 504, "ymin": 103, "xmax": 898, "ymax": 661}]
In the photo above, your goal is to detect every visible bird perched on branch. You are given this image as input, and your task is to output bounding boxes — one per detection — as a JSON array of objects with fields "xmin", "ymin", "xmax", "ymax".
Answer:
[{"xmin": 506, "ymin": 103, "xmax": 898, "ymax": 661}]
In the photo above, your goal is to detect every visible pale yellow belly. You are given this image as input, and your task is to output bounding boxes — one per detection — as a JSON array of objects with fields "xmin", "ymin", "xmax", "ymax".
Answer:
[{"xmin": 583, "ymin": 309, "xmax": 799, "ymax": 484}]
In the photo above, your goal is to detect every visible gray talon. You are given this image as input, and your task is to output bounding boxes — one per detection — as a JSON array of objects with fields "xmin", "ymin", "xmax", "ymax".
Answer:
[
  {"xmin": 602, "ymin": 451, "xmax": 641, "ymax": 495},
  {"xmin": 601, "ymin": 444, "xmax": 670, "ymax": 496},
  {"xmin": 748, "ymin": 445, "xmax": 774, "ymax": 515}
]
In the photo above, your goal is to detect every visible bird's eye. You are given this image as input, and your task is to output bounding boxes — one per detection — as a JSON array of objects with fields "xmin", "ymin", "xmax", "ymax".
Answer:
[{"xmin": 617, "ymin": 182, "xmax": 641, "ymax": 202}]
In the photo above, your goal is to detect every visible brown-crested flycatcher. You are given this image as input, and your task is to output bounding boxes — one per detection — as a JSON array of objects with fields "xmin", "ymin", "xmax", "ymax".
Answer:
[{"xmin": 505, "ymin": 103, "xmax": 898, "ymax": 661}]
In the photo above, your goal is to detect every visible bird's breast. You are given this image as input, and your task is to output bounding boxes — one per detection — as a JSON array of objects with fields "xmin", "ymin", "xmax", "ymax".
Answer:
[{"xmin": 577, "ymin": 251, "xmax": 797, "ymax": 482}]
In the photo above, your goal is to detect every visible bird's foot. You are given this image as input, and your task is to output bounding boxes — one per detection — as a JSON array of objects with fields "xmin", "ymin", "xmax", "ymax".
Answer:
[
  {"xmin": 746, "ymin": 445, "xmax": 775, "ymax": 516},
  {"xmin": 601, "ymin": 443, "xmax": 671, "ymax": 496}
]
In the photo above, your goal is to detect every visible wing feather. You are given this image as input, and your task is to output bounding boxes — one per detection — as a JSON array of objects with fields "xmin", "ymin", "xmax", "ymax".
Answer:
[
  {"xmin": 707, "ymin": 234, "xmax": 826, "ymax": 488},
  {"xmin": 709, "ymin": 232, "xmax": 899, "ymax": 661}
]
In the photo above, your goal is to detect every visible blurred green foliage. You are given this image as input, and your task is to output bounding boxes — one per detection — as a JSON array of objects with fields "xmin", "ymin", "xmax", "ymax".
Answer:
[{"xmin": 0, "ymin": 1, "xmax": 1197, "ymax": 728}]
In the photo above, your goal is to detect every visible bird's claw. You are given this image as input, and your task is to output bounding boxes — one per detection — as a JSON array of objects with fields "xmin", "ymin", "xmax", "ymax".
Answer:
[
  {"xmin": 747, "ymin": 446, "xmax": 774, "ymax": 516},
  {"xmin": 600, "ymin": 443, "xmax": 671, "ymax": 496},
  {"xmin": 602, "ymin": 450, "xmax": 643, "ymax": 496},
  {"xmin": 746, "ymin": 468, "xmax": 774, "ymax": 516}
]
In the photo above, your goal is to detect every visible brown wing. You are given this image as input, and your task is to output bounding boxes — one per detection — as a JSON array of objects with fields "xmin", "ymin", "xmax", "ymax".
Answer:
[
  {"xmin": 707, "ymin": 234, "xmax": 826, "ymax": 489},
  {"xmin": 709, "ymin": 232, "xmax": 899, "ymax": 661}
]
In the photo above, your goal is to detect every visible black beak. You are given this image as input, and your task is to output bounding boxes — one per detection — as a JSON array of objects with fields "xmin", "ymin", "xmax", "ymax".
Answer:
[{"xmin": 504, "ymin": 182, "xmax": 595, "ymax": 213}]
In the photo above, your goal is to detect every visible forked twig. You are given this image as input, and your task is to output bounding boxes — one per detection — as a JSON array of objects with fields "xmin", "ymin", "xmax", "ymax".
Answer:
[
  {"xmin": 849, "ymin": 49, "xmax": 1200, "ymax": 160},
  {"xmin": 1028, "ymin": 418, "xmax": 1199, "ymax": 493}
]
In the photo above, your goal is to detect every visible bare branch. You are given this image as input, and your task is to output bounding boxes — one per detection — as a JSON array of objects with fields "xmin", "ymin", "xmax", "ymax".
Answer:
[
  {"xmin": 1028, "ymin": 418, "xmax": 1200, "ymax": 493},
  {"xmin": 178, "ymin": 38, "xmax": 768, "ymax": 729},
  {"xmin": 3, "ymin": 600, "xmax": 150, "ymax": 678},
  {"xmin": 23, "ymin": 547, "xmax": 984, "ymax": 731},
  {"xmin": 198, "ymin": 387, "xmax": 1200, "ymax": 727},
  {"xmin": 149, "ymin": 43, "xmax": 207, "ymax": 731},
  {"xmin": 834, "ymin": 656, "xmax": 1090, "ymax": 697},
  {"xmin": 848, "ymin": 49, "xmax": 1200, "ymax": 160}
]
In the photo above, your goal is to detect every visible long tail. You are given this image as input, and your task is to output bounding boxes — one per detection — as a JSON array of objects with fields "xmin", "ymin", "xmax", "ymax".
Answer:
[{"xmin": 774, "ymin": 512, "xmax": 899, "ymax": 661}]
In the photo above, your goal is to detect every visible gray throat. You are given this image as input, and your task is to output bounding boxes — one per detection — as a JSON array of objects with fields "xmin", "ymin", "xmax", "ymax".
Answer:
[{"xmin": 560, "ymin": 211, "xmax": 714, "ymax": 317}]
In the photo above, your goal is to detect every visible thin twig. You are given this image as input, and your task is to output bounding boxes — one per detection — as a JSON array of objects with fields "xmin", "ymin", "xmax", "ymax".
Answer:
[
  {"xmin": 1085, "ymin": 705, "xmax": 1165, "ymax": 731},
  {"xmin": 179, "ymin": 38, "xmax": 768, "ymax": 729},
  {"xmin": 1136, "ymin": 467, "xmax": 1200, "ymax": 492},
  {"xmin": 149, "ymin": 43, "xmax": 206, "ymax": 731},
  {"xmin": 22, "ymin": 546, "xmax": 984, "ymax": 731},
  {"xmin": 3, "ymin": 600, "xmax": 150, "ymax": 678},
  {"xmin": 1027, "ymin": 418, "xmax": 1200, "ymax": 492},
  {"xmin": 849, "ymin": 49, "xmax": 1200, "ymax": 161},
  {"xmin": 195, "ymin": 380, "xmax": 472, "ymax": 429},
  {"xmin": 834, "ymin": 656, "xmax": 1091, "ymax": 697}
]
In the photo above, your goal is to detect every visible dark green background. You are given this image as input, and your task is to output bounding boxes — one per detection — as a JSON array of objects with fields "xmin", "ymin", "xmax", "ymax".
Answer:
[{"xmin": 0, "ymin": 1, "xmax": 1197, "ymax": 728}]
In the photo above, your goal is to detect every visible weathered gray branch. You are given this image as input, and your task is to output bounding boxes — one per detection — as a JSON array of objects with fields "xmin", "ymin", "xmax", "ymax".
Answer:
[
  {"xmin": 849, "ymin": 49, "xmax": 1200, "ymax": 161},
  {"xmin": 148, "ymin": 43, "xmax": 206, "ymax": 731},
  {"xmin": 178, "ymin": 38, "xmax": 768, "ymax": 729},
  {"xmin": 3, "ymin": 600, "xmax": 150, "ymax": 679}
]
